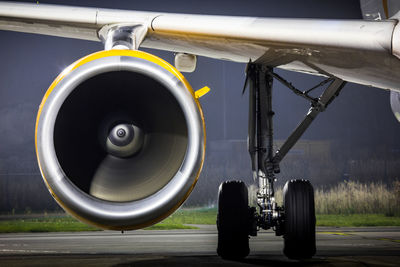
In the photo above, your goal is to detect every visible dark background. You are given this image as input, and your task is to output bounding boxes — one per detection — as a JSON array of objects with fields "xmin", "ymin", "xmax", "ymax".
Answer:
[{"xmin": 0, "ymin": 0, "xmax": 399, "ymax": 212}]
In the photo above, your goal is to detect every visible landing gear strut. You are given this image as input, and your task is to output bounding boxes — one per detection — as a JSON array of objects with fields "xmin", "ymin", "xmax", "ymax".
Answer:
[{"xmin": 217, "ymin": 64, "xmax": 346, "ymax": 259}]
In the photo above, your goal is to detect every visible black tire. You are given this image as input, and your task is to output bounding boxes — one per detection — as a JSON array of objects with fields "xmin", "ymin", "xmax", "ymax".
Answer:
[
  {"xmin": 217, "ymin": 180, "xmax": 250, "ymax": 259},
  {"xmin": 283, "ymin": 179, "xmax": 316, "ymax": 259}
]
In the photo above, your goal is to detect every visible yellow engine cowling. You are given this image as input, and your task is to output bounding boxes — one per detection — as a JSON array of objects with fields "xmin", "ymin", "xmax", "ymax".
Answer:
[{"xmin": 35, "ymin": 50, "xmax": 206, "ymax": 230}]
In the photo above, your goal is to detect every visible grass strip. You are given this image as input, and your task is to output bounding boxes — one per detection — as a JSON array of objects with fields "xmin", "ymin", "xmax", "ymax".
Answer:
[
  {"xmin": 316, "ymin": 214, "xmax": 400, "ymax": 227},
  {"xmin": 145, "ymin": 223, "xmax": 198, "ymax": 230},
  {"xmin": 157, "ymin": 208, "xmax": 217, "ymax": 225},
  {"xmin": 0, "ymin": 213, "xmax": 200, "ymax": 233},
  {"xmin": 1, "ymin": 209, "xmax": 400, "ymax": 233},
  {"xmin": 0, "ymin": 216, "xmax": 99, "ymax": 233}
]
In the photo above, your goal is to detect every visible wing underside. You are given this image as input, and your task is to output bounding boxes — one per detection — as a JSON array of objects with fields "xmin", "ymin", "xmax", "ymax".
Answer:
[{"xmin": 1, "ymin": 2, "xmax": 400, "ymax": 91}]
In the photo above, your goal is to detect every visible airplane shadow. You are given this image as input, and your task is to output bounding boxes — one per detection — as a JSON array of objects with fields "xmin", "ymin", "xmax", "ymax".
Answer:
[{"xmin": 112, "ymin": 255, "xmax": 329, "ymax": 267}]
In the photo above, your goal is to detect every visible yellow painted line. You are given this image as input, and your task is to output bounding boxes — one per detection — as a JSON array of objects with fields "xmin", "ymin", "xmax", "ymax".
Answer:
[
  {"xmin": 318, "ymin": 231, "xmax": 354, "ymax": 236},
  {"xmin": 319, "ymin": 232, "xmax": 400, "ymax": 244},
  {"xmin": 377, "ymin": 238, "xmax": 400, "ymax": 243}
]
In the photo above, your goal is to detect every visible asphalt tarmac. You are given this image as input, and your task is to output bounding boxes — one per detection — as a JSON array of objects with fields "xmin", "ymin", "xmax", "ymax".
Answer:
[{"xmin": 0, "ymin": 225, "xmax": 399, "ymax": 266}]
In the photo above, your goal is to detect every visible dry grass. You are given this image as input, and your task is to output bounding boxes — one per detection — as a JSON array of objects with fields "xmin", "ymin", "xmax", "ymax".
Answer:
[
  {"xmin": 315, "ymin": 180, "xmax": 400, "ymax": 216},
  {"xmin": 249, "ymin": 180, "xmax": 400, "ymax": 216}
]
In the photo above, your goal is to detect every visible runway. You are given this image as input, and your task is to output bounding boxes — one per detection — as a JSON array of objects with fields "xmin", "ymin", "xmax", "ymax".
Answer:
[{"xmin": 0, "ymin": 225, "xmax": 399, "ymax": 266}]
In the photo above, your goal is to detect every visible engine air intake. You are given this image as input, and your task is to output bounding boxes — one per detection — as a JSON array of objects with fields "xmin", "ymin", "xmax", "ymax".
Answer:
[{"xmin": 35, "ymin": 50, "xmax": 205, "ymax": 230}]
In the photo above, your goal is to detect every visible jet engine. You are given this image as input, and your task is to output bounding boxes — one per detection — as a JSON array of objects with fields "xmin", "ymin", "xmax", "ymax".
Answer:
[{"xmin": 35, "ymin": 50, "xmax": 205, "ymax": 230}]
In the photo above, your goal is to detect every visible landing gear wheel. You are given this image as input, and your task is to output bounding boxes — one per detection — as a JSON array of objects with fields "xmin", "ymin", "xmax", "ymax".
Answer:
[
  {"xmin": 283, "ymin": 179, "xmax": 316, "ymax": 259},
  {"xmin": 217, "ymin": 180, "xmax": 250, "ymax": 259}
]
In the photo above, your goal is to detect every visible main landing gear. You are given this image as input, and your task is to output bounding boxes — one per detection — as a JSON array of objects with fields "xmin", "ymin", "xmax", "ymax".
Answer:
[{"xmin": 217, "ymin": 64, "xmax": 346, "ymax": 260}]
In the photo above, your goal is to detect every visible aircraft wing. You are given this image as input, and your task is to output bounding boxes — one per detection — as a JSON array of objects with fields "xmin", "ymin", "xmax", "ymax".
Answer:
[{"xmin": 1, "ymin": 2, "xmax": 400, "ymax": 91}]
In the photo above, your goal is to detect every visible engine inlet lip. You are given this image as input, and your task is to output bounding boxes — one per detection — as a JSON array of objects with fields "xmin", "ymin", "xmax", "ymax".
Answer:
[{"xmin": 35, "ymin": 52, "xmax": 205, "ymax": 229}]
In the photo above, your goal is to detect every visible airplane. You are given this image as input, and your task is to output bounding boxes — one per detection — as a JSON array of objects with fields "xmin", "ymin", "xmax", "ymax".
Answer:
[{"xmin": 0, "ymin": 0, "xmax": 400, "ymax": 260}]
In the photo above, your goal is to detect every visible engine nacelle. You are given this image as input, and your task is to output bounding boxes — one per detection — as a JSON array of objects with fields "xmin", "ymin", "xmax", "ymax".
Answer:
[
  {"xmin": 35, "ymin": 50, "xmax": 205, "ymax": 230},
  {"xmin": 391, "ymin": 91, "xmax": 400, "ymax": 123}
]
